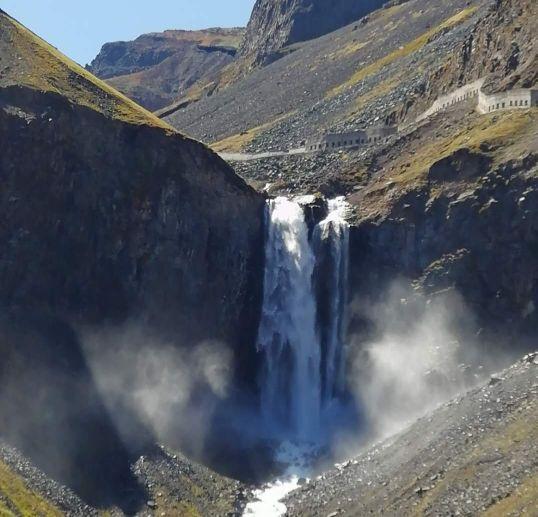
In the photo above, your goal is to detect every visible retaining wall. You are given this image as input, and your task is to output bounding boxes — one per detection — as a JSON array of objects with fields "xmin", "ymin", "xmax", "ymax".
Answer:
[
  {"xmin": 417, "ymin": 78, "xmax": 485, "ymax": 122},
  {"xmin": 305, "ymin": 126, "xmax": 397, "ymax": 151},
  {"xmin": 477, "ymin": 88, "xmax": 538, "ymax": 114}
]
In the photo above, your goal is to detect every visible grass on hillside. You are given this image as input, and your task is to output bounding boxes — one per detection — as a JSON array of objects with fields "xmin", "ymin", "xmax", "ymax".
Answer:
[
  {"xmin": 391, "ymin": 109, "xmax": 536, "ymax": 185},
  {"xmin": 413, "ymin": 405, "xmax": 538, "ymax": 517},
  {"xmin": 329, "ymin": 6, "xmax": 478, "ymax": 98},
  {"xmin": 0, "ymin": 461, "xmax": 61, "ymax": 517},
  {"xmin": 1, "ymin": 11, "xmax": 174, "ymax": 131},
  {"xmin": 210, "ymin": 112, "xmax": 296, "ymax": 152}
]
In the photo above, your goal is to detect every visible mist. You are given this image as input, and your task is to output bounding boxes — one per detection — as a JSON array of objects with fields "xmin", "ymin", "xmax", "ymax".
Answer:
[
  {"xmin": 81, "ymin": 324, "xmax": 233, "ymax": 459},
  {"xmin": 345, "ymin": 280, "xmax": 516, "ymax": 447}
]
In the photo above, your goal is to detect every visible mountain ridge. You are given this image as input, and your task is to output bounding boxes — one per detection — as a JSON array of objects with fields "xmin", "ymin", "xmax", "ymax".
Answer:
[
  {"xmin": 88, "ymin": 27, "xmax": 245, "ymax": 111},
  {"xmin": 239, "ymin": 0, "xmax": 388, "ymax": 67}
]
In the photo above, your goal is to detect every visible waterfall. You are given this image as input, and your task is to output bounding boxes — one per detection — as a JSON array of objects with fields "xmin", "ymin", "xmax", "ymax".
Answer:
[
  {"xmin": 257, "ymin": 197, "xmax": 321, "ymax": 438},
  {"xmin": 315, "ymin": 197, "xmax": 350, "ymax": 404},
  {"xmin": 256, "ymin": 196, "xmax": 350, "ymax": 440}
]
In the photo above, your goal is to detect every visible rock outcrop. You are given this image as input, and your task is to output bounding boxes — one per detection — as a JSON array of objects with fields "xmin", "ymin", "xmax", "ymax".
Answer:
[
  {"xmin": 418, "ymin": 0, "xmax": 538, "ymax": 112},
  {"xmin": 239, "ymin": 0, "xmax": 386, "ymax": 67},
  {"xmin": 0, "ymin": 9, "xmax": 264, "ymax": 509},
  {"xmin": 88, "ymin": 28, "xmax": 244, "ymax": 110},
  {"xmin": 349, "ymin": 151, "xmax": 538, "ymax": 344},
  {"xmin": 0, "ymin": 9, "xmax": 264, "ymax": 352}
]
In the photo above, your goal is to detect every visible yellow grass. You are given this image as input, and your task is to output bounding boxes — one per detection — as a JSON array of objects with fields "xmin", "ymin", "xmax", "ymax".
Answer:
[
  {"xmin": 0, "ymin": 461, "xmax": 61, "ymax": 517},
  {"xmin": 1, "ymin": 11, "xmax": 174, "ymax": 130},
  {"xmin": 329, "ymin": 6, "xmax": 478, "ymax": 97},
  {"xmin": 392, "ymin": 109, "xmax": 535, "ymax": 185},
  {"xmin": 210, "ymin": 112, "xmax": 295, "ymax": 152},
  {"xmin": 482, "ymin": 473, "xmax": 538, "ymax": 516}
]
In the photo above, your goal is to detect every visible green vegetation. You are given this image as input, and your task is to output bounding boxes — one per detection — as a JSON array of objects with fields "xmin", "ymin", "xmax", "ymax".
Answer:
[
  {"xmin": 0, "ymin": 461, "xmax": 61, "ymax": 517},
  {"xmin": 1, "ymin": 11, "xmax": 174, "ymax": 131},
  {"xmin": 330, "ymin": 6, "xmax": 478, "ymax": 97}
]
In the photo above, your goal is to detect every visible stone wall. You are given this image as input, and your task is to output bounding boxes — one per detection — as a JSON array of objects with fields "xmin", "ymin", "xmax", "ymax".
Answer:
[
  {"xmin": 477, "ymin": 88, "xmax": 538, "ymax": 113},
  {"xmin": 418, "ymin": 78, "xmax": 537, "ymax": 121},
  {"xmin": 417, "ymin": 79, "xmax": 485, "ymax": 122},
  {"xmin": 305, "ymin": 126, "xmax": 397, "ymax": 151}
]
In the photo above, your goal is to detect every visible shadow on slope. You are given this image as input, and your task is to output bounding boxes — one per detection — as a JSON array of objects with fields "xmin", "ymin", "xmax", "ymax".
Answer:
[{"xmin": 0, "ymin": 311, "xmax": 154, "ymax": 513}]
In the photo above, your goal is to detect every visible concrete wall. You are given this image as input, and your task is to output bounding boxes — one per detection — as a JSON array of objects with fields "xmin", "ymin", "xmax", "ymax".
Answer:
[
  {"xmin": 307, "ymin": 80, "xmax": 536, "ymax": 154},
  {"xmin": 417, "ymin": 78, "xmax": 485, "ymax": 122},
  {"xmin": 305, "ymin": 126, "xmax": 397, "ymax": 151},
  {"xmin": 477, "ymin": 88, "xmax": 538, "ymax": 114}
]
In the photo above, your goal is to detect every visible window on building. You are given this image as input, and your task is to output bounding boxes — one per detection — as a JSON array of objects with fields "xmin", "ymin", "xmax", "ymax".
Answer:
[
  {"xmin": 502, "ymin": 102, "xmax": 505, "ymax": 108},
  {"xmin": 525, "ymin": 100, "xmax": 528, "ymax": 105}
]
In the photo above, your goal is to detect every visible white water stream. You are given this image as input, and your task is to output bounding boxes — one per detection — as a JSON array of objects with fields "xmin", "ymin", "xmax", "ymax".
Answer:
[
  {"xmin": 248, "ymin": 196, "xmax": 350, "ymax": 516},
  {"xmin": 315, "ymin": 197, "xmax": 350, "ymax": 403},
  {"xmin": 257, "ymin": 197, "xmax": 321, "ymax": 438}
]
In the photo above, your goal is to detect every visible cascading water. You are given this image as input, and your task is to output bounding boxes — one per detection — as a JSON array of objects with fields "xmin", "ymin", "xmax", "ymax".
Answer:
[
  {"xmin": 257, "ymin": 197, "xmax": 321, "ymax": 439},
  {"xmin": 314, "ymin": 197, "xmax": 350, "ymax": 405},
  {"xmin": 256, "ymin": 196, "xmax": 350, "ymax": 440},
  {"xmin": 248, "ymin": 196, "xmax": 351, "ymax": 517}
]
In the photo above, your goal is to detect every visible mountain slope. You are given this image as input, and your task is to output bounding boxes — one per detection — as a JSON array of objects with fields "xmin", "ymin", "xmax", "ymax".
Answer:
[
  {"xmin": 222, "ymin": 0, "xmax": 538, "ymax": 345},
  {"xmin": 0, "ymin": 9, "xmax": 170, "ymax": 129},
  {"xmin": 239, "ymin": 0, "xmax": 386, "ymax": 67},
  {"xmin": 88, "ymin": 28, "xmax": 244, "ymax": 111},
  {"xmin": 166, "ymin": 0, "xmax": 488, "ymax": 148},
  {"xmin": 286, "ymin": 353, "xmax": 538, "ymax": 516},
  {"xmin": 0, "ymin": 8, "xmax": 263, "ymax": 512}
]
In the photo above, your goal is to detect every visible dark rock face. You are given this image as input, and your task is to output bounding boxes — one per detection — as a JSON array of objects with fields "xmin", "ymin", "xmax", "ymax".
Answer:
[
  {"xmin": 88, "ymin": 29, "xmax": 244, "ymax": 110},
  {"xmin": 0, "ymin": 10, "xmax": 264, "ymax": 508},
  {"xmin": 240, "ymin": 0, "xmax": 386, "ymax": 66},
  {"xmin": 0, "ymin": 85, "xmax": 264, "ymax": 366},
  {"xmin": 0, "ymin": 311, "xmax": 151, "ymax": 512},
  {"xmin": 420, "ymin": 0, "xmax": 537, "ymax": 108},
  {"xmin": 349, "ymin": 152, "xmax": 538, "ymax": 343},
  {"xmin": 427, "ymin": 148, "xmax": 493, "ymax": 182}
]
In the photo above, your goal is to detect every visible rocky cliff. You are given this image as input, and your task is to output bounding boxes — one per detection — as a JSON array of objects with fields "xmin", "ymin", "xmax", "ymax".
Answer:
[
  {"xmin": 0, "ymin": 9, "xmax": 263, "ymax": 511},
  {"xmin": 239, "ymin": 0, "xmax": 386, "ymax": 67},
  {"xmin": 0, "ymin": 9, "xmax": 264, "ymax": 352},
  {"xmin": 415, "ymin": 0, "xmax": 538, "ymax": 115},
  {"xmin": 88, "ymin": 28, "xmax": 244, "ymax": 110}
]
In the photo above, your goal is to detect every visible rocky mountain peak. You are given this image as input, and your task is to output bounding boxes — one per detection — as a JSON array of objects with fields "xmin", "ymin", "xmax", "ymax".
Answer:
[
  {"xmin": 87, "ymin": 27, "xmax": 245, "ymax": 110},
  {"xmin": 239, "ymin": 0, "xmax": 387, "ymax": 66}
]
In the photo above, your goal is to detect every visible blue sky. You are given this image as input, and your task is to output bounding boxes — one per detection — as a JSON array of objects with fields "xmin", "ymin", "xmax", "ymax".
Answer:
[{"xmin": 0, "ymin": 0, "xmax": 256, "ymax": 65}]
